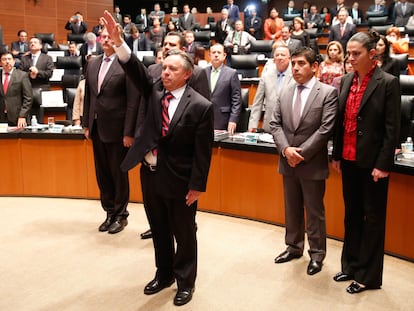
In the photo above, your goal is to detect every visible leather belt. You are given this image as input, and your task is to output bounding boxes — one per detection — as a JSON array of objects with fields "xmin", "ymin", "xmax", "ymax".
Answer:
[{"xmin": 142, "ymin": 159, "xmax": 157, "ymax": 171}]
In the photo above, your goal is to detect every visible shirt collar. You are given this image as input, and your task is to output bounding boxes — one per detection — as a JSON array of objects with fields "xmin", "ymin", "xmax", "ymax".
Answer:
[{"xmin": 169, "ymin": 84, "xmax": 186, "ymax": 100}]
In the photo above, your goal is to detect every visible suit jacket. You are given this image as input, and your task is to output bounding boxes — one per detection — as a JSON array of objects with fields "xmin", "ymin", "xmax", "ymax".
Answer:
[
  {"xmin": 11, "ymin": 41, "xmax": 29, "ymax": 58},
  {"xmin": 185, "ymin": 42, "xmax": 202, "ymax": 59},
  {"xmin": 179, "ymin": 13, "xmax": 196, "ymax": 31},
  {"xmin": 147, "ymin": 62, "xmax": 210, "ymax": 100},
  {"xmin": 223, "ymin": 4, "xmax": 240, "ymax": 21},
  {"xmin": 304, "ymin": 13, "xmax": 323, "ymax": 29},
  {"xmin": 244, "ymin": 16, "xmax": 262, "ymax": 39},
  {"xmin": 333, "ymin": 68, "xmax": 401, "ymax": 171},
  {"xmin": 223, "ymin": 30, "xmax": 256, "ymax": 53},
  {"xmin": 120, "ymin": 54, "xmax": 214, "ymax": 198},
  {"xmin": 135, "ymin": 14, "xmax": 149, "ymax": 31},
  {"xmin": 215, "ymin": 18, "xmax": 234, "ymax": 44},
  {"xmin": 270, "ymin": 79, "xmax": 338, "ymax": 180},
  {"xmin": 380, "ymin": 57, "xmax": 400, "ymax": 78},
  {"xmin": 79, "ymin": 42, "xmax": 103, "ymax": 67},
  {"xmin": 205, "ymin": 65, "xmax": 241, "ymax": 130},
  {"xmin": 367, "ymin": 4, "xmax": 388, "ymax": 16},
  {"xmin": 20, "ymin": 53, "xmax": 54, "ymax": 89},
  {"xmin": 126, "ymin": 34, "xmax": 150, "ymax": 52},
  {"xmin": 0, "ymin": 69, "xmax": 32, "ymax": 125},
  {"xmin": 83, "ymin": 54, "xmax": 139, "ymax": 143},
  {"xmin": 284, "ymin": 38, "xmax": 303, "ymax": 54},
  {"xmin": 65, "ymin": 21, "xmax": 88, "ymax": 34},
  {"xmin": 394, "ymin": 2, "xmax": 414, "ymax": 26},
  {"xmin": 149, "ymin": 10, "xmax": 165, "ymax": 25},
  {"xmin": 349, "ymin": 8, "xmax": 364, "ymax": 23},
  {"xmin": 329, "ymin": 23, "xmax": 357, "ymax": 52},
  {"xmin": 248, "ymin": 67, "xmax": 293, "ymax": 132},
  {"xmin": 113, "ymin": 12, "xmax": 123, "ymax": 25},
  {"xmin": 282, "ymin": 8, "xmax": 300, "ymax": 19}
]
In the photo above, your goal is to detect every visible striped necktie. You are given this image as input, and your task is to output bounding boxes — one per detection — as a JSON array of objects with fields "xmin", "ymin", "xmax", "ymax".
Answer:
[{"xmin": 162, "ymin": 92, "xmax": 174, "ymax": 136}]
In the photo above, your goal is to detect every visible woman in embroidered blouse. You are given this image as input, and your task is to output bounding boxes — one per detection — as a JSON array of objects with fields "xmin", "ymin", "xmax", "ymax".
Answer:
[
  {"xmin": 264, "ymin": 8, "xmax": 284, "ymax": 41},
  {"xmin": 317, "ymin": 40, "xmax": 344, "ymax": 86},
  {"xmin": 291, "ymin": 17, "xmax": 310, "ymax": 47},
  {"xmin": 386, "ymin": 27, "xmax": 409, "ymax": 54}
]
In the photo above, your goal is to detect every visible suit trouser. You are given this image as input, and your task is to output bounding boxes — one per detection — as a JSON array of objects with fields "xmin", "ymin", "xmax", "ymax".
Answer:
[
  {"xmin": 140, "ymin": 165, "xmax": 197, "ymax": 290},
  {"xmin": 283, "ymin": 175, "xmax": 327, "ymax": 262},
  {"xmin": 91, "ymin": 124, "xmax": 129, "ymax": 219},
  {"xmin": 340, "ymin": 160, "xmax": 388, "ymax": 288}
]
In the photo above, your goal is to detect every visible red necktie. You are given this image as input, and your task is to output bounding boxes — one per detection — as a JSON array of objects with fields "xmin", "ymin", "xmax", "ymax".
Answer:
[
  {"xmin": 3, "ymin": 73, "xmax": 10, "ymax": 94},
  {"xmin": 162, "ymin": 92, "xmax": 173, "ymax": 136}
]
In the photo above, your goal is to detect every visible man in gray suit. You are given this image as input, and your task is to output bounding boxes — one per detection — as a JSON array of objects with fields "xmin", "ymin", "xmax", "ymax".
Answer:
[
  {"xmin": 248, "ymin": 45, "xmax": 292, "ymax": 133},
  {"xmin": 280, "ymin": 26, "xmax": 302, "ymax": 54},
  {"xmin": 394, "ymin": 0, "xmax": 414, "ymax": 26},
  {"xmin": 0, "ymin": 52, "xmax": 32, "ymax": 127},
  {"xmin": 205, "ymin": 43, "xmax": 241, "ymax": 133},
  {"xmin": 270, "ymin": 47, "xmax": 337, "ymax": 275},
  {"xmin": 179, "ymin": 4, "xmax": 196, "ymax": 32}
]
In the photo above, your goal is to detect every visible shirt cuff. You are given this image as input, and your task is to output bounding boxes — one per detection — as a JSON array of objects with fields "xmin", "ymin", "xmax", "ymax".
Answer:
[{"xmin": 114, "ymin": 41, "xmax": 131, "ymax": 64}]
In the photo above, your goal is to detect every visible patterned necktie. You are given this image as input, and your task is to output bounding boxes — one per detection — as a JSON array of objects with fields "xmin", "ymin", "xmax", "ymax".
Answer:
[
  {"xmin": 98, "ymin": 57, "xmax": 111, "ymax": 92},
  {"xmin": 292, "ymin": 85, "xmax": 305, "ymax": 128},
  {"xmin": 3, "ymin": 73, "xmax": 10, "ymax": 94},
  {"xmin": 211, "ymin": 69, "xmax": 219, "ymax": 92},
  {"xmin": 162, "ymin": 92, "xmax": 174, "ymax": 136}
]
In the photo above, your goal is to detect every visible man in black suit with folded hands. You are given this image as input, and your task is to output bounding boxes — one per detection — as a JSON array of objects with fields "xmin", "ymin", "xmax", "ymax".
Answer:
[{"xmin": 103, "ymin": 10, "xmax": 214, "ymax": 306}]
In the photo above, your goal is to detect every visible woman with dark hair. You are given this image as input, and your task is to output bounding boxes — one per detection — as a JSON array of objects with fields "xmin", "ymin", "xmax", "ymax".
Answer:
[
  {"xmin": 291, "ymin": 17, "xmax": 310, "ymax": 47},
  {"xmin": 375, "ymin": 34, "xmax": 400, "ymax": 78},
  {"xmin": 332, "ymin": 31, "xmax": 400, "ymax": 294},
  {"xmin": 264, "ymin": 8, "xmax": 284, "ymax": 41}
]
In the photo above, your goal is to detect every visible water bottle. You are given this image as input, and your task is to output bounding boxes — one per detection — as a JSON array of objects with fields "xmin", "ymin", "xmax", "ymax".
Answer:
[
  {"xmin": 31, "ymin": 115, "xmax": 38, "ymax": 126},
  {"xmin": 233, "ymin": 44, "xmax": 238, "ymax": 54},
  {"xmin": 406, "ymin": 137, "xmax": 413, "ymax": 152}
]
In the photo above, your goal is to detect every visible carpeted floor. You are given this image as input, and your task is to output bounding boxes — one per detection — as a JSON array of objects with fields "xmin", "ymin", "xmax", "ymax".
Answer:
[{"xmin": 1, "ymin": 197, "xmax": 413, "ymax": 311}]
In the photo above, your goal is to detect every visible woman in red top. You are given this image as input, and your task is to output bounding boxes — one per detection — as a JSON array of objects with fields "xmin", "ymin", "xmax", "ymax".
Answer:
[{"xmin": 264, "ymin": 8, "xmax": 284, "ymax": 41}]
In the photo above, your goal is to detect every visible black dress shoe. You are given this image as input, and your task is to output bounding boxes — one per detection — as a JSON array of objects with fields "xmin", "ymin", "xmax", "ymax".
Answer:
[
  {"xmin": 108, "ymin": 218, "xmax": 128, "ymax": 234},
  {"xmin": 274, "ymin": 250, "xmax": 302, "ymax": 263},
  {"xmin": 144, "ymin": 278, "xmax": 175, "ymax": 295},
  {"xmin": 174, "ymin": 288, "xmax": 194, "ymax": 306},
  {"xmin": 346, "ymin": 281, "xmax": 366, "ymax": 294},
  {"xmin": 333, "ymin": 271, "xmax": 353, "ymax": 282},
  {"xmin": 307, "ymin": 260, "xmax": 322, "ymax": 275},
  {"xmin": 98, "ymin": 216, "xmax": 113, "ymax": 232},
  {"xmin": 140, "ymin": 229, "xmax": 152, "ymax": 239}
]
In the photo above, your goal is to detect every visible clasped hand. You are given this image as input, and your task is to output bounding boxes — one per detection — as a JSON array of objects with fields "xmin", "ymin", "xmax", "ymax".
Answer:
[{"xmin": 284, "ymin": 147, "xmax": 304, "ymax": 168}]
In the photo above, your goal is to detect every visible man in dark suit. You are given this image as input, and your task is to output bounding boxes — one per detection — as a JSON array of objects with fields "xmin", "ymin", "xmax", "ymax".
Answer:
[
  {"xmin": 20, "ymin": 37, "xmax": 54, "ymax": 89},
  {"xmin": 332, "ymin": 32, "xmax": 400, "ymax": 294},
  {"xmin": 329, "ymin": 8, "xmax": 357, "ymax": 52},
  {"xmin": 179, "ymin": 4, "xmax": 196, "ymax": 32},
  {"xmin": 65, "ymin": 12, "xmax": 88, "ymax": 34},
  {"xmin": 64, "ymin": 41, "xmax": 80, "ymax": 57},
  {"xmin": 184, "ymin": 31, "xmax": 200, "ymax": 59},
  {"xmin": 126, "ymin": 25, "xmax": 150, "ymax": 53},
  {"xmin": 305, "ymin": 5, "xmax": 324, "ymax": 30},
  {"xmin": 270, "ymin": 47, "xmax": 338, "ymax": 275},
  {"xmin": 103, "ymin": 10, "xmax": 214, "ymax": 306},
  {"xmin": 11, "ymin": 30, "xmax": 30, "ymax": 60},
  {"xmin": 330, "ymin": 0, "xmax": 346, "ymax": 23},
  {"xmin": 280, "ymin": 26, "xmax": 303, "ymax": 54},
  {"xmin": 223, "ymin": 0, "xmax": 240, "ymax": 21},
  {"xmin": 282, "ymin": 0, "xmax": 300, "ymax": 19},
  {"xmin": 205, "ymin": 43, "xmax": 241, "ymax": 133},
  {"xmin": 82, "ymin": 28, "xmax": 139, "ymax": 234},
  {"xmin": 244, "ymin": 8, "xmax": 262, "ymax": 40},
  {"xmin": 349, "ymin": 2, "xmax": 364, "ymax": 24},
  {"xmin": 135, "ymin": 8, "xmax": 149, "ymax": 32},
  {"xmin": 215, "ymin": 8, "xmax": 234, "ymax": 44},
  {"xmin": 394, "ymin": 0, "xmax": 414, "ymax": 26},
  {"xmin": 366, "ymin": 0, "xmax": 388, "ymax": 17},
  {"xmin": 79, "ymin": 32, "xmax": 104, "ymax": 68},
  {"xmin": 0, "ymin": 52, "xmax": 32, "ymax": 127}
]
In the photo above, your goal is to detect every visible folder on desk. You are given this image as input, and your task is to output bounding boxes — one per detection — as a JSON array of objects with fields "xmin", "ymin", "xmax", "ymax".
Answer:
[{"xmin": 41, "ymin": 90, "xmax": 66, "ymax": 107}]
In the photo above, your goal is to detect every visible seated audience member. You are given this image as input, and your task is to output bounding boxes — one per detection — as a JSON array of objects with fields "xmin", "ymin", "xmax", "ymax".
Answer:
[
  {"xmin": 123, "ymin": 14, "xmax": 135, "ymax": 39},
  {"xmin": 332, "ymin": 55, "xmax": 353, "ymax": 92},
  {"xmin": 386, "ymin": 27, "xmax": 409, "ymax": 54},
  {"xmin": 349, "ymin": 2, "xmax": 364, "ymax": 24},
  {"xmin": 92, "ymin": 19, "xmax": 105, "ymax": 39},
  {"xmin": 184, "ymin": 31, "xmax": 201, "ymax": 59},
  {"xmin": 282, "ymin": 0, "xmax": 300, "ymax": 19},
  {"xmin": 166, "ymin": 20, "xmax": 179, "ymax": 33},
  {"xmin": 149, "ymin": 18, "xmax": 166, "ymax": 48},
  {"xmin": 320, "ymin": 7, "xmax": 331, "ymax": 26},
  {"xmin": 224, "ymin": 20, "xmax": 256, "ymax": 58},
  {"xmin": 276, "ymin": 26, "xmax": 302, "ymax": 54},
  {"xmin": 126, "ymin": 25, "xmax": 151, "ymax": 53},
  {"xmin": 305, "ymin": 5, "xmax": 324, "ymax": 30},
  {"xmin": 366, "ymin": 0, "xmax": 388, "ymax": 16},
  {"xmin": 317, "ymin": 40, "xmax": 344, "ymax": 86},
  {"xmin": 65, "ymin": 41, "xmax": 80, "ymax": 56},
  {"xmin": 149, "ymin": 3, "xmax": 165, "ymax": 26},
  {"xmin": 264, "ymin": 8, "xmax": 284, "ymax": 41},
  {"xmin": 65, "ymin": 12, "xmax": 88, "ymax": 34},
  {"xmin": 179, "ymin": 4, "xmax": 196, "ymax": 32},
  {"xmin": 375, "ymin": 34, "xmax": 400, "ymax": 77},
  {"xmin": 135, "ymin": 9, "xmax": 149, "ymax": 32},
  {"xmin": 245, "ymin": 8, "xmax": 262, "ymax": 40},
  {"xmin": 0, "ymin": 51, "xmax": 32, "ymax": 127},
  {"xmin": 79, "ymin": 32, "xmax": 103, "ymax": 68},
  {"xmin": 11, "ymin": 30, "xmax": 30, "ymax": 60},
  {"xmin": 20, "ymin": 37, "xmax": 54, "ymax": 89},
  {"xmin": 291, "ymin": 17, "xmax": 310, "ymax": 47}
]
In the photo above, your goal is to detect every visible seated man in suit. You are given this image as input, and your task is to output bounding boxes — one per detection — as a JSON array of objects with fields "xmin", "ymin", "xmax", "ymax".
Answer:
[
  {"xmin": 179, "ymin": 4, "xmax": 196, "ymax": 32},
  {"xmin": 277, "ymin": 26, "xmax": 302, "ymax": 54},
  {"xmin": 305, "ymin": 5, "xmax": 324, "ymax": 30},
  {"xmin": 126, "ymin": 25, "xmax": 150, "ymax": 53},
  {"xmin": 0, "ymin": 51, "xmax": 32, "ymax": 127},
  {"xmin": 270, "ymin": 47, "xmax": 338, "ymax": 276},
  {"xmin": 65, "ymin": 12, "xmax": 88, "ymax": 34},
  {"xmin": 205, "ymin": 43, "xmax": 241, "ymax": 133},
  {"xmin": 65, "ymin": 41, "xmax": 80, "ymax": 57},
  {"xmin": 11, "ymin": 30, "xmax": 30, "ymax": 60}
]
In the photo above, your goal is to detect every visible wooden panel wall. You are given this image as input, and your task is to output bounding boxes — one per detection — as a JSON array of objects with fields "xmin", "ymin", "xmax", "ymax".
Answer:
[{"xmin": 0, "ymin": 0, "xmax": 112, "ymax": 48}]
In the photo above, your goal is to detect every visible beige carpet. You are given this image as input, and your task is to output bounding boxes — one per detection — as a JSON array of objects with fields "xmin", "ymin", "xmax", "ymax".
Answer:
[{"xmin": 1, "ymin": 197, "xmax": 414, "ymax": 311}]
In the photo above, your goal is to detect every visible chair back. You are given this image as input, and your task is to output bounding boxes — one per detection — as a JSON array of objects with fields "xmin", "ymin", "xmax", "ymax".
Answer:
[
  {"xmin": 56, "ymin": 56, "xmax": 82, "ymax": 75},
  {"xmin": 143, "ymin": 55, "xmax": 156, "ymax": 67},
  {"xmin": 371, "ymin": 25, "xmax": 392, "ymax": 35},
  {"xmin": 194, "ymin": 31, "xmax": 212, "ymax": 49},
  {"xmin": 368, "ymin": 16, "xmax": 388, "ymax": 26},
  {"xmin": 34, "ymin": 33, "xmax": 55, "ymax": 48},
  {"xmin": 400, "ymin": 75, "xmax": 414, "ymax": 95},
  {"xmin": 391, "ymin": 53, "xmax": 408, "ymax": 75},
  {"xmin": 67, "ymin": 33, "xmax": 86, "ymax": 44},
  {"xmin": 236, "ymin": 88, "xmax": 251, "ymax": 132},
  {"xmin": 249, "ymin": 40, "xmax": 273, "ymax": 58},
  {"xmin": 231, "ymin": 54, "xmax": 258, "ymax": 78}
]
